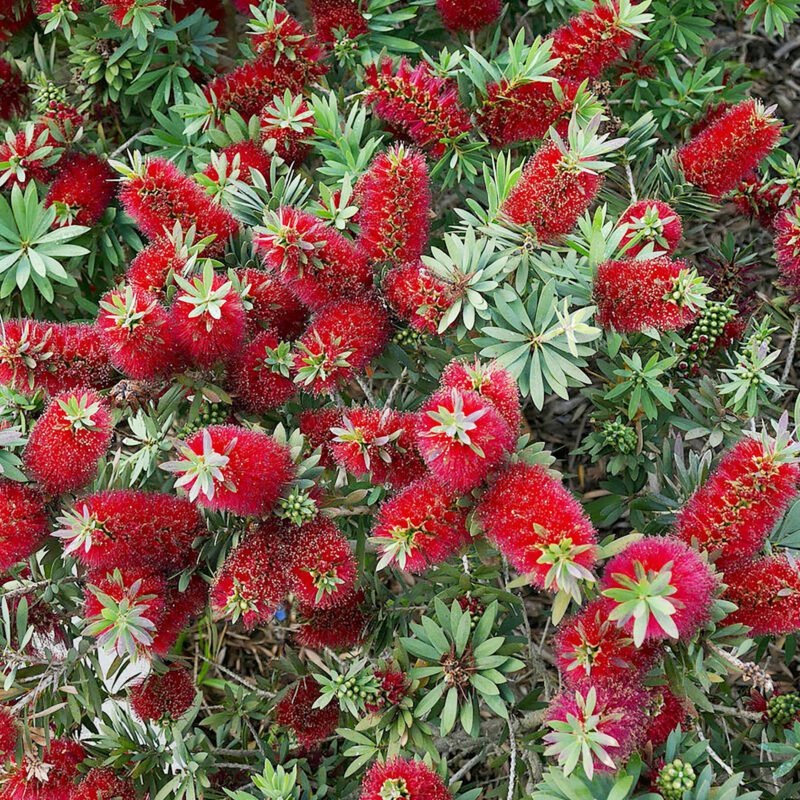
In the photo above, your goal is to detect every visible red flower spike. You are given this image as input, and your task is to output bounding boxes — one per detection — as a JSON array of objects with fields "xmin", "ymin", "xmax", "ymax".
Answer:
[
  {"xmin": 130, "ymin": 667, "xmax": 196, "ymax": 723},
  {"xmin": 643, "ymin": 687, "xmax": 689, "ymax": 746},
  {"xmin": 0, "ymin": 706, "xmax": 16, "ymax": 759},
  {"xmin": 618, "ymin": 199, "xmax": 682, "ymax": 257},
  {"xmin": 296, "ymin": 590, "xmax": 369, "ymax": 650},
  {"xmin": 118, "ymin": 157, "xmax": 239, "ymax": 255},
  {"xmin": 276, "ymin": 677, "xmax": 339, "ymax": 749},
  {"xmin": 477, "ymin": 78, "xmax": 581, "ymax": 147},
  {"xmin": 367, "ymin": 667, "xmax": 410, "ymax": 714},
  {"xmin": 544, "ymin": 685, "xmax": 647, "ymax": 778},
  {"xmin": 549, "ymin": 0, "xmax": 651, "ymax": 82},
  {"xmin": 363, "ymin": 57, "xmax": 472, "ymax": 158},
  {"xmin": 0, "ymin": 125, "xmax": 59, "ymax": 190},
  {"xmin": 731, "ymin": 174, "xmax": 786, "ymax": 230},
  {"xmin": 436, "ymin": 0, "xmax": 501, "ymax": 31},
  {"xmin": 776, "ymin": 201, "xmax": 800, "ymax": 301},
  {"xmin": 53, "ymin": 490, "xmax": 204, "ymax": 572},
  {"xmin": 678, "ymin": 99, "xmax": 781, "ymax": 197},
  {"xmin": 371, "ymin": 477, "xmax": 470, "ymax": 573},
  {"xmin": 164, "ymin": 425, "xmax": 294, "ymax": 515},
  {"xmin": 102, "ymin": 0, "xmax": 163, "ymax": 28},
  {"xmin": 360, "ymin": 757, "xmax": 453, "ymax": 800},
  {"xmin": 235, "ymin": 267, "xmax": 308, "ymax": 338},
  {"xmin": 97, "ymin": 285, "xmax": 179, "ymax": 380},
  {"xmin": 501, "ymin": 141, "xmax": 601, "ymax": 241},
  {"xmin": 554, "ymin": 597, "xmax": 658, "ymax": 688},
  {"xmin": 299, "ymin": 407, "xmax": 340, "ymax": 469},
  {"xmin": 0, "ymin": 480, "xmax": 48, "ymax": 572},
  {"xmin": 415, "ymin": 388, "xmax": 514, "ymax": 493},
  {"xmin": 330, "ymin": 406, "xmax": 426, "ymax": 488},
  {"xmin": 127, "ymin": 239, "xmax": 187, "ymax": 296},
  {"xmin": 24, "ymin": 389, "xmax": 112, "ymax": 495},
  {"xmin": 256, "ymin": 208, "xmax": 372, "ymax": 310},
  {"xmin": 0, "ymin": 60, "xmax": 29, "ymax": 121},
  {"xmin": 259, "ymin": 91, "xmax": 315, "ymax": 164},
  {"xmin": 307, "ymin": 0, "xmax": 368, "ymax": 42},
  {"xmin": 170, "ymin": 264, "xmax": 247, "ymax": 368},
  {"xmin": 594, "ymin": 257, "xmax": 709, "ymax": 333},
  {"xmin": 440, "ymin": 357, "xmax": 521, "ymax": 430},
  {"xmin": 167, "ymin": 0, "xmax": 225, "ymax": 24},
  {"xmin": 211, "ymin": 523, "xmax": 289, "ymax": 627},
  {"xmin": 477, "ymin": 463, "xmax": 598, "ymax": 596},
  {"xmin": 203, "ymin": 141, "xmax": 273, "ymax": 187},
  {"xmin": 601, "ymin": 536, "xmax": 716, "ymax": 646},
  {"xmin": 675, "ymin": 437, "xmax": 800, "ymax": 568},
  {"xmin": 227, "ymin": 330, "xmax": 296, "ymax": 414},
  {"xmin": 73, "ymin": 767, "xmax": 136, "ymax": 800},
  {"xmin": 357, "ymin": 144, "xmax": 431, "ymax": 266},
  {"xmin": 282, "ymin": 517, "xmax": 357, "ymax": 609},
  {"xmin": 294, "ymin": 296, "xmax": 390, "ymax": 396},
  {"xmin": 723, "ymin": 554, "xmax": 800, "ymax": 636},
  {"xmin": 45, "ymin": 154, "xmax": 114, "ymax": 228},
  {"xmin": 383, "ymin": 261, "xmax": 454, "ymax": 335},
  {"xmin": 0, "ymin": 738, "xmax": 86, "ymax": 800},
  {"xmin": 0, "ymin": 320, "xmax": 112, "ymax": 397},
  {"xmin": 149, "ymin": 575, "xmax": 208, "ymax": 657}
]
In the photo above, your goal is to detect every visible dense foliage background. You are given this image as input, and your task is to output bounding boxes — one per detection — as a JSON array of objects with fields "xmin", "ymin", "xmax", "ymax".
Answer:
[{"xmin": 2, "ymin": 0, "xmax": 800, "ymax": 798}]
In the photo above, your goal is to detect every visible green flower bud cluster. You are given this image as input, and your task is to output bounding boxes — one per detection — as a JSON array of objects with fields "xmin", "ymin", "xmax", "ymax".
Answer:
[
  {"xmin": 657, "ymin": 759, "xmax": 696, "ymax": 799},
  {"xmin": 767, "ymin": 692, "xmax": 800, "ymax": 726},
  {"xmin": 600, "ymin": 419, "xmax": 638, "ymax": 455},
  {"xmin": 178, "ymin": 402, "xmax": 229, "ymax": 438},
  {"xmin": 677, "ymin": 300, "xmax": 736, "ymax": 376}
]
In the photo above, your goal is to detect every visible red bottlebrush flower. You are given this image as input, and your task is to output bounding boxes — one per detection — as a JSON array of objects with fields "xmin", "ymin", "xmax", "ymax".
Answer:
[
  {"xmin": 299, "ymin": 407, "xmax": 340, "ymax": 469},
  {"xmin": 203, "ymin": 140, "xmax": 272, "ymax": 186},
  {"xmin": 149, "ymin": 575, "xmax": 208, "ymax": 657},
  {"xmin": 731, "ymin": 173, "xmax": 786, "ymax": 230},
  {"xmin": 211, "ymin": 523, "xmax": 288, "ymax": 626},
  {"xmin": 367, "ymin": 667, "xmax": 409, "ymax": 713},
  {"xmin": 127, "ymin": 239, "xmax": 187, "ymax": 296},
  {"xmin": 307, "ymin": 0, "xmax": 367, "ymax": 42},
  {"xmin": 601, "ymin": 536, "xmax": 716, "ymax": 646},
  {"xmin": 24, "ymin": 389, "xmax": 112, "ymax": 495},
  {"xmin": 276, "ymin": 677, "xmax": 339, "ymax": 749},
  {"xmin": 477, "ymin": 462, "xmax": 598, "ymax": 594},
  {"xmin": 554, "ymin": 597, "xmax": 657, "ymax": 688},
  {"xmin": 360, "ymin": 758, "xmax": 453, "ymax": 800},
  {"xmin": 53, "ymin": 489, "xmax": 203, "ymax": 571},
  {"xmin": 73, "ymin": 768, "xmax": 136, "ymax": 800},
  {"xmin": 675, "ymin": 437, "xmax": 799, "ymax": 568},
  {"xmin": 619, "ymin": 199, "xmax": 682, "ymax": 257},
  {"xmin": 643, "ymin": 687, "xmax": 689, "ymax": 746},
  {"xmin": 690, "ymin": 102, "xmax": 733, "ymax": 137},
  {"xmin": 357, "ymin": 145, "xmax": 431, "ymax": 266},
  {"xmin": 0, "ymin": 59, "xmax": 28, "ymax": 121},
  {"xmin": 236, "ymin": 267, "xmax": 308, "ymax": 339},
  {"xmin": 0, "ymin": 2, "xmax": 33, "ymax": 41},
  {"xmin": 0, "ymin": 480, "xmax": 48, "ymax": 572},
  {"xmin": 544, "ymin": 685, "xmax": 646, "ymax": 777},
  {"xmin": 170, "ymin": 266, "xmax": 247, "ymax": 368},
  {"xmin": 501, "ymin": 140, "xmax": 602, "ymax": 242},
  {"xmin": 383, "ymin": 261, "xmax": 453, "ymax": 335},
  {"xmin": 594, "ymin": 257, "xmax": 708, "ymax": 333},
  {"xmin": 0, "ymin": 738, "xmax": 85, "ymax": 800},
  {"xmin": 330, "ymin": 406, "xmax": 425, "ymax": 488},
  {"xmin": 723, "ymin": 554, "xmax": 800, "ymax": 636},
  {"xmin": 415, "ymin": 388, "xmax": 514, "ymax": 492},
  {"xmin": 118, "ymin": 157, "xmax": 239, "ymax": 255},
  {"xmin": 259, "ymin": 91, "xmax": 315, "ymax": 164},
  {"xmin": 282, "ymin": 518, "xmax": 357, "ymax": 609},
  {"xmin": 0, "ymin": 125, "xmax": 58, "ymax": 190},
  {"xmin": 249, "ymin": 7, "xmax": 325, "ymax": 84},
  {"xmin": 363, "ymin": 58, "xmax": 473, "ymax": 158},
  {"xmin": 45, "ymin": 154, "xmax": 114, "ymax": 227},
  {"xmin": 436, "ymin": 0, "xmax": 502, "ymax": 31},
  {"xmin": 130, "ymin": 667, "xmax": 196, "ymax": 723},
  {"xmin": 294, "ymin": 296, "xmax": 390, "ymax": 396},
  {"xmin": 296, "ymin": 590, "xmax": 368, "ymax": 650},
  {"xmin": 102, "ymin": 0, "xmax": 163, "ymax": 27},
  {"xmin": 477, "ymin": 79, "xmax": 580, "ymax": 147},
  {"xmin": 549, "ymin": 0, "xmax": 649, "ymax": 82},
  {"xmin": 0, "ymin": 320, "xmax": 112, "ymax": 397},
  {"xmin": 97, "ymin": 285, "xmax": 179, "ymax": 380},
  {"xmin": 776, "ymin": 201, "xmax": 800, "ymax": 300},
  {"xmin": 165, "ymin": 425, "xmax": 294, "ymax": 515},
  {"xmin": 440, "ymin": 357, "xmax": 521, "ymax": 430},
  {"xmin": 371, "ymin": 477, "xmax": 470, "ymax": 573},
  {"xmin": 678, "ymin": 99, "xmax": 781, "ymax": 197},
  {"xmin": 0, "ymin": 706, "xmax": 17, "ymax": 759},
  {"xmin": 227, "ymin": 330, "xmax": 296, "ymax": 413},
  {"xmin": 256, "ymin": 208, "xmax": 372, "ymax": 310}
]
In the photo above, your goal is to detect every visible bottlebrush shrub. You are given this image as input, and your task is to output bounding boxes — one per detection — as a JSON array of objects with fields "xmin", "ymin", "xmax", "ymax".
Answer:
[
  {"xmin": 594, "ymin": 257, "xmax": 710, "ymax": 332},
  {"xmin": 6, "ymin": 3, "xmax": 800, "ymax": 798},
  {"xmin": 23, "ymin": 388, "xmax": 113, "ymax": 495}
]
